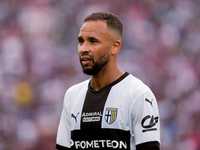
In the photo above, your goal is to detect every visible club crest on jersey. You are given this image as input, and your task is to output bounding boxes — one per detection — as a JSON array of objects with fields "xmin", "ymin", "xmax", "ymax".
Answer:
[{"xmin": 105, "ymin": 108, "xmax": 118, "ymax": 124}]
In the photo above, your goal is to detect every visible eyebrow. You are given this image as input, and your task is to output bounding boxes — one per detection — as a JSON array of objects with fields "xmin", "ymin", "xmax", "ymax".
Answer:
[
  {"xmin": 78, "ymin": 36, "xmax": 99, "ymax": 41},
  {"xmin": 88, "ymin": 36, "xmax": 98, "ymax": 41}
]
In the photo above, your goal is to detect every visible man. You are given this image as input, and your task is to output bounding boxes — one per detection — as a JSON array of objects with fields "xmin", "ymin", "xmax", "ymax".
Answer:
[{"xmin": 56, "ymin": 12, "xmax": 160, "ymax": 150}]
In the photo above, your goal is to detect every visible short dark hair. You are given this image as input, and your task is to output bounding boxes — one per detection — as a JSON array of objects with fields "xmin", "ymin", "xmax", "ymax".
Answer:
[{"xmin": 84, "ymin": 12, "xmax": 123, "ymax": 40}]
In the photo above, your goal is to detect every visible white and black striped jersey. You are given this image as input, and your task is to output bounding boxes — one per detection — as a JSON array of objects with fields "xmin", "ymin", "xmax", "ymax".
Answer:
[{"xmin": 56, "ymin": 72, "xmax": 160, "ymax": 150}]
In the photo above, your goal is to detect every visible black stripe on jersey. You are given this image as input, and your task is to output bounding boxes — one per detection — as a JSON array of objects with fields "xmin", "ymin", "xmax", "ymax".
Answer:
[
  {"xmin": 136, "ymin": 141, "xmax": 160, "ymax": 150},
  {"xmin": 56, "ymin": 144, "xmax": 70, "ymax": 150},
  {"xmin": 80, "ymin": 82, "xmax": 111, "ymax": 131},
  {"xmin": 71, "ymin": 128, "xmax": 130, "ymax": 149},
  {"xmin": 80, "ymin": 72, "xmax": 129, "ymax": 131}
]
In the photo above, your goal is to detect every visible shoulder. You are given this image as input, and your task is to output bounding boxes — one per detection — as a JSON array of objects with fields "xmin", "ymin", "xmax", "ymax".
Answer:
[
  {"xmin": 122, "ymin": 74, "xmax": 151, "ymax": 94},
  {"xmin": 64, "ymin": 79, "xmax": 90, "ymax": 100},
  {"xmin": 112, "ymin": 74, "xmax": 154, "ymax": 107},
  {"xmin": 67, "ymin": 79, "xmax": 90, "ymax": 93}
]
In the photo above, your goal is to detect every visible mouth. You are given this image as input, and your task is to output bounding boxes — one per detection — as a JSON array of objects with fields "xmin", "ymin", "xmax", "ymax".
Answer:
[{"xmin": 80, "ymin": 56, "xmax": 92, "ymax": 65}]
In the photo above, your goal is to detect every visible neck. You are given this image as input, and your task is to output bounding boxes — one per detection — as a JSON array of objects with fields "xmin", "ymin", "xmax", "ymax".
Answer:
[{"xmin": 90, "ymin": 65, "xmax": 124, "ymax": 91}]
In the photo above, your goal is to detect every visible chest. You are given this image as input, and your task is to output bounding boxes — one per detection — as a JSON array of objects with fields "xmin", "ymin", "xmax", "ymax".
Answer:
[{"xmin": 70, "ymin": 88, "xmax": 131, "ymax": 131}]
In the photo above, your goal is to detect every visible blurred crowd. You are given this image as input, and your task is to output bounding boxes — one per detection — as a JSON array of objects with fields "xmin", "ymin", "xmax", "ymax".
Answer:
[{"xmin": 0, "ymin": 0, "xmax": 200, "ymax": 150}]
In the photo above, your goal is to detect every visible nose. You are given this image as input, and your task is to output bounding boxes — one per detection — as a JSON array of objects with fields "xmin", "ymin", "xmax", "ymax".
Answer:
[{"xmin": 79, "ymin": 42, "xmax": 89, "ymax": 53}]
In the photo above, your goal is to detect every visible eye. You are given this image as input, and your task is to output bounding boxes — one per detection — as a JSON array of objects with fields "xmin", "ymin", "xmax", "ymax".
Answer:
[
  {"xmin": 78, "ymin": 39, "xmax": 84, "ymax": 45},
  {"xmin": 90, "ymin": 38, "xmax": 98, "ymax": 44},
  {"xmin": 91, "ymin": 40, "xmax": 96, "ymax": 43}
]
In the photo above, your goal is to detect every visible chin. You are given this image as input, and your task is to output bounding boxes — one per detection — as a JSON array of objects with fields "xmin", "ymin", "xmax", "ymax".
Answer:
[{"xmin": 83, "ymin": 68, "xmax": 99, "ymax": 76}]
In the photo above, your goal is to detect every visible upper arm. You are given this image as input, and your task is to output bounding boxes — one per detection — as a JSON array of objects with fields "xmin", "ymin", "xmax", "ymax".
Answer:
[
  {"xmin": 56, "ymin": 92, "xmax": 71, "ymax": 149},
  {"xmin": 130, "ymin": 90, "xmax": 160, "ymax": 150}
]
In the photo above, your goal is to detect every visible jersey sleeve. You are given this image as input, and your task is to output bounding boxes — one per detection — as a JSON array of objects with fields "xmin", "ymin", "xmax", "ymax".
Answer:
[
  {"xmin": 56, "ymin": 91, "xmax": 71, "ymax": 149},
  {"xmin": 130, "ymin": 90, "xmax": 160, "ymax": 150}
]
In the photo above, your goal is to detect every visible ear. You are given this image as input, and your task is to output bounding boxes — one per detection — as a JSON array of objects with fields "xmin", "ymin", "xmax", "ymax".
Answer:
[{"xmin": 111, "ymin": 40, "xmax": 121, "ymax": 55}]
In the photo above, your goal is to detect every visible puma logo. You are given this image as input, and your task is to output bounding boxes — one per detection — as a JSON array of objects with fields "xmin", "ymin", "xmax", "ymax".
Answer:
[
  {"xmin": 71, "ymin": 112, "xmax": 79, "ymax": 123},
  {"xmin": 145, "ymin": 98, "xmax": 153, "ymax": 107}
]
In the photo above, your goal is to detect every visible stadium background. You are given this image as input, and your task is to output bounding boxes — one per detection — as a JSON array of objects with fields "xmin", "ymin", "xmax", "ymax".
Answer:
[{"xmin": 0, "ymin": 0, "xmax": 200, "ymax": 149}]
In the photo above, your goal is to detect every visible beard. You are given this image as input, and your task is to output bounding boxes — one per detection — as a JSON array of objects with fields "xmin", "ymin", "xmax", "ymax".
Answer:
[{"xmin": 80, "ymin": 50, "xmax": 110, "ymax": 75}]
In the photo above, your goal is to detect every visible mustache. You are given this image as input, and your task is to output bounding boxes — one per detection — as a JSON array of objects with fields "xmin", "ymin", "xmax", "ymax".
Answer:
[
  {"xmin": 80, "ymin": 52, "xmax": 91, "ymax": 57},
  {"xmin": 79, "ymin": 52, "xmax": 94, "ymax": 62},
  {"xmin": 80, "ymin": 53, "xmax": 93, "ymax": 59}
]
